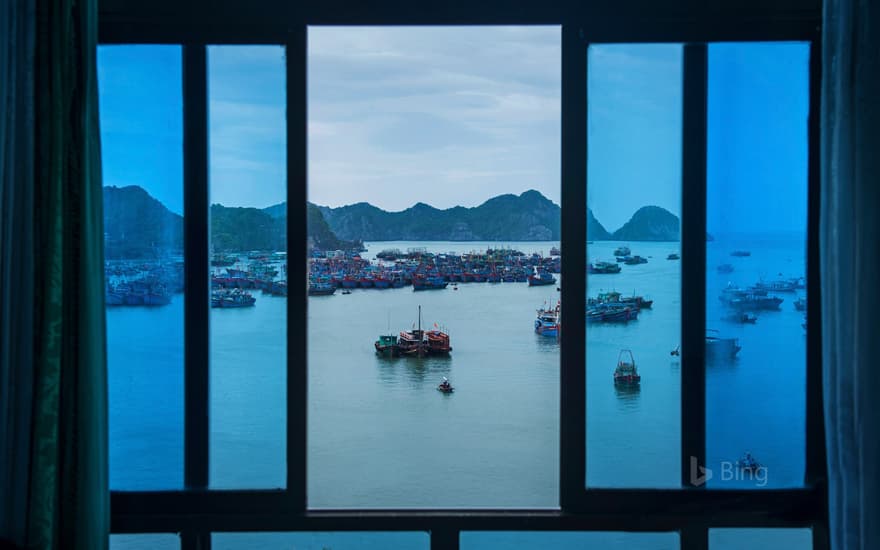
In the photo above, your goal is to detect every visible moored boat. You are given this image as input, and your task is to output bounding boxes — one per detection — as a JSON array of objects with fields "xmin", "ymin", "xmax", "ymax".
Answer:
[
  {"xmin": 534, "ymin": 303, "xmax": 560, "ymax": 337},
  {"xmin": 211, "ymin": 288, "xmax": 256, "ymax": 308},
  {"xmin": 706, "ymin": 329, "xmax": 741, "ymax": 358},
  {"xmin": 731, "ymin": 250, "xmax": 751, "ymax": 257},
  {"xmin": 588, "ymin": 261, "xmax": 621, "ymax": 274},
  {"xmin": 794, "ymin": 297, "xmax": 806, "ymax": 311},
  {"xmin": 613, "ymin": 246, "xmax": 631, "ymax": 257},
  {"xmin": 613, "ymin": 349, "xmax": 641, "ymax": 385},
  {"xmin": 667, "ymin": 253, "xmax": 680, "ymax": 260},
  {"xmin": 308, "ymin": 281, "xmax": 337, "ymax": 296},
  {"xmin": 528, "ymin": 269, "xmax": 556, "ymax": 286},
  {"xmin": 374, "ymin": 334, "xmax": 399, "ymax": 357}
]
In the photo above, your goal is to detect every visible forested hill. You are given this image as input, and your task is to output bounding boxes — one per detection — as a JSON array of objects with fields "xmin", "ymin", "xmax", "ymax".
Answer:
[{"xmin": 317, "ymin": 190, "xmax": 563, "ymax": 241}]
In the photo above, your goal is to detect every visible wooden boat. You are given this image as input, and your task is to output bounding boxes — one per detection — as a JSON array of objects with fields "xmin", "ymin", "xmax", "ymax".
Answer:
[
  {"xmin": 667, "ymin": 253, "xmax": 680, "ymax": 260},
  {"xmin": 438, "ymin": 378, "xmax": 454, "ymax": 393},
  {"xmin": 623, "ymin": 255, "xmax": 648, "ymax": 265},
  {"xmin": 588, "ymin": 261, "xmax": 622, "ymax": 274},
  {"xmin": 613, "ymin": 246, "xmax": 631, "ymax": 257},
  {"xmin": 614, "ymin": 349, "xmax": 641, "ymax": 385},
  {"xmin": 534, "ymin": 303, "xmax": 560, "ymax": 337},
  {"xmin": 374, "ymin": 334, "xmax": 399, "ymax": 357},
  {"xmin": 308, "ymin": 281, "xmax": 337, "ymax": 296},
  {"xmin": 528, "ymin": 270, "xmax": 556, "ymax": 286},
  {"xmin": 705, "ymin": 329, "xmax": 741, "ymax": 358}
]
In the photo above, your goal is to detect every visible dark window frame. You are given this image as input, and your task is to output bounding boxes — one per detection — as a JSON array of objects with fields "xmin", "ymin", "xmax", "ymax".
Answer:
[{"xmin": 100, "ymin": 2, "xmax": 827, "ymax": 549}]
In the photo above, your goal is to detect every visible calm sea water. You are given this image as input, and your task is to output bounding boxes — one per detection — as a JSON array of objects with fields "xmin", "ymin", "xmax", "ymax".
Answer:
[{"xmin": 108, "ymin": 238, "xmax": 808, "ymax": 549}]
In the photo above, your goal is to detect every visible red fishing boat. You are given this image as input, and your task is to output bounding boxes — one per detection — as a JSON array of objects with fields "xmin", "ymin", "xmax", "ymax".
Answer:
[{"xmin": 613, "ymin": 349, "xmax": 641, "ymax": 385}]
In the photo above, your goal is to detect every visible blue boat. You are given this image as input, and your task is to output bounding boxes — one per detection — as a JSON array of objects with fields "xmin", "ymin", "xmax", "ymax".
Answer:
[
  {"xmin": 528, "ymin": 270, "xmax": 556, "ymax": 286},
  {"xmin": 534, "ymin": 304, "xmax": 560, "ymax": 337},
  {"xmin": 413, "ymin": 275, "xmax": 448, "ymax": 291}
]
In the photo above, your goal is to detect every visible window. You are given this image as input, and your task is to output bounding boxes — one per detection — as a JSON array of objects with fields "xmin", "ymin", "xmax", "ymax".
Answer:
[{"xmin": 101, "ymin": 3, "xmax": 825, "ymax": 550}]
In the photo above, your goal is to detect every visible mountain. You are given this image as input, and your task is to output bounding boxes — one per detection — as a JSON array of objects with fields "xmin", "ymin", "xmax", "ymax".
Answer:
[
  {"xmin": 611, "ymin": 205, "xmax": 680, "ymax": 242},
  {"xmin": 317, "ymin": 190, "xmax": 561, "ymax": 241},
  {"xmin": 103, "ymin": 186, "xmax": 356, "ymax": 257},
  {"xmin": 588, "ymin": 209, "xmax": 611, "ymax": 240},
  {"xmin": 103, "ymin": 185, "xmax": 183, "ymax": 259}
]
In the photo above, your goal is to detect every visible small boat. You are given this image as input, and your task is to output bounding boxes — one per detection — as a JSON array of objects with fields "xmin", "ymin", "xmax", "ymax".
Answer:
[
  {"xmin": 613, "ymin": 349, "xmax": 641, "ymax": 385},
  {"xmin": 667, "ymin": 253, "xmax": 680, "ymax": 260},
  {"xmin": 736, "ymin": 453, "xmax": 762, "ymax": 472},
  {"xmin": 753, "ymin": 279, "xmax": 798, "ymax": 293},
  {"xmin": 308, "ymin": 281, "xmax": 337, "ymax": 296},
  {"xmin": 588, "ymin": 261, "xmax": 622, "ymax": 274},
  {"xmin": 374, "ymin": 334, "xmax": 399, "ymax": 357},
  {"xmin": 725, "ymin": 311, "xmax": 757, "ymax": 324},
  {"xmin": 341, "ymin": 289, "xmax": 352, "ymax": 295},
  {"xmin": 794, "ymin": 297, "xmax": 806, "ymax": 311},
  {"xmin": 211, "ymin": 288, "xmax": 256, "ymax": 308},
  {"xmin": 623, "ymin": 255, "xmax": 648, "ymax": 265},
  {"xmin": 438, "ymin": 377, "xmax": 454, "ymax": 393},
  {"xmin": 412, "ymin": 275, "xmax": 448, "ymax": 291},
  {"xmin": 549, "ymin": 246, "xmax": 561, "ymax": 256},
  {"xmin": 670, "ymin": 345, "xmax": 680, "ymax": 357},
  {"xmin": 613, "ymin": 246, "xmax": 631, "ymax": 257},
  {"xmin": 706, "ymin": 329, "xmax": 741, "ymax": 358},
  {"xmin": 535, "ymin": 303, "xmax": 560, "ymax": 337},
  {"xmin": 731, "ymin": 250, "xmax": 752, "ymax": 257},
  {"xmin": 528, "ymin": 270, "xmax": 557, "ymax": 286},
  {"xmin": 717, "ymin": 263, "xmax": 735, "ymax": 274}
]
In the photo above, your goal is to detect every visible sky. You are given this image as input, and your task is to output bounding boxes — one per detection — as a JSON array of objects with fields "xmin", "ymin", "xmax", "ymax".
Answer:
[{"xmin": 97, "ymin": 33, "xmax": 808, "ymax": 234}]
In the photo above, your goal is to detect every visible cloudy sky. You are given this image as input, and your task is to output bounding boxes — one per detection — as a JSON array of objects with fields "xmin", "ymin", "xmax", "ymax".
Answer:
[{"xmin": 98, "ymin": 32, "xmax": 808, "ymax": 234}]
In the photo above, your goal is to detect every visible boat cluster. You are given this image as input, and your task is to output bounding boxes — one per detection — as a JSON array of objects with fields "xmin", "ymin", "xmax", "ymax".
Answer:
[
  {"xmin": 587, "ymin": 245, "xmax": 673, "ymax": 274},
  {"xmin": 374, "ymin": 306, "xmax": 452, "ymax": 358},
  {"xmin": 310, "ymin": 247, "xmax": 561, "ymax": 296},
  {"xmin": 105, "ymin": 260, "xmax": 183, "ymax": 307},
  {"xmin": 586, "ymin": 291, "xmax": 653, "ymax": 324}
]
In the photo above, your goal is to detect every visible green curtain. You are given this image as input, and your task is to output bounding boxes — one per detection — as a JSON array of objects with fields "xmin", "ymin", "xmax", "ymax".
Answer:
[{"xmin": 29, "ymin": 0, "xmax": 108, "ymax": 547}]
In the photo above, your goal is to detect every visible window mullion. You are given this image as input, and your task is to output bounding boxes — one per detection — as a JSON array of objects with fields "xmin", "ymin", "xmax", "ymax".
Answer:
[
  {"xmin": 183, "ymin": 43, "xmax": 210, "ymax": 490},
  {"xmin": 287, "ymin": 26, "xmax": 308, "ymax": 511},
  {"xmin": 680, "ymin": 43, "xmax": 708, "ymax": 489},
  {"xmin": 560, "ymin": 23, "xmax": 588, "ymax": 511}
]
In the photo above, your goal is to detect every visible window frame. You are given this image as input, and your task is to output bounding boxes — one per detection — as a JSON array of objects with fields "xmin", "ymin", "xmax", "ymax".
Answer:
[{"xmin": 100, "ymin": 2, "xmax": 827, "ymax": 549}]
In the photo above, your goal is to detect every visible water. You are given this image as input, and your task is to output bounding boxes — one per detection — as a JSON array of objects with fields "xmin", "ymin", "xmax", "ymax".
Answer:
[{"xmin": 108, "ymin": 238, "xmax": 808, "ymax": 547}]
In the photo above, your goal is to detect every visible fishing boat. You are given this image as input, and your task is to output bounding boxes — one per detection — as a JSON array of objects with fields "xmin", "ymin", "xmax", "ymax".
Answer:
[
  {"xmin": 528, "ymin": 269, "xmax": 557, "ymax": 286},
  {"xmin": 731, "ymin": 250, "xmax": 752, "ymax": 257},
  {"xmin": 308, "ymin": 281, "xmax": 337, "ymax": 296},
  {"xmin": 667, "ymin": 253, "xmax": 680, "ymax": 260},
  {"xmin": 374, "ymin": 334, "xmax": 399, "ymax": 357},
  {"xmin": 794, "ymin": 297, "xmax": 806, "ymax": 311},
  {"xmin": 613, "ymin": 246, "xmax": 631, "ymax": 257},
  {"xmin": 534, "ymin": 303, "xmax": 560, "ymax": 337},
  {"xmin": 586, "ymin": 304, "xmax": 637, "ymax": 324},
  {"xmin": 588, "ymin": 261, "xmax": 622, "ymax": 274},
  {"xmin": 719, "ymin": 284, "xmax": 783, "ymax": 310},
  {"xmin": 724, "ymin": 311, "xmax": 758, "ymax": 324},
  {"xmin": 705, "ymin": 329, "xmax": 741, "ymax": 359},
  {"xmin": 613, "ymin": 349, "xmax": 641, "ymax": 385},
  {"xmin": 412, "ymin": 275, "xmax": 448, "ymax": 291},
  {"xmin": 717, "ymin": 263, "xmax": 734, "ymax": 274},
  {"xmin": 394, "ymin": 306, "xmax": 452, "ymax": 357},
  {"xmin": 623, "ymin": 255, "xmax": 648, "ymax": 265},
  {"xmin": 549, "ymin": 246, "xmax": 561, "ymax": 256},
  {"xmin": 438, "ymin": 377, "xmax": 454, "ymax": 393},
  {"xmin": 211, "ymin": 288, "xmax": 256, "ymax": 308}
]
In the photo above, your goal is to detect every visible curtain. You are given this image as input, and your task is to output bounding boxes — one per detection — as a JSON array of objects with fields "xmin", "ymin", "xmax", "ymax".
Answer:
[
  {"xmin": 0, "ymin": 0, "xmax": 35, "ymax": 544},
  {"xmin": 25, "ymin": 0, "xmax": 109, "ymax": 547},
  {"xmin": 821, "ymin": 1, "xmax": 880, "ymax": 550}
]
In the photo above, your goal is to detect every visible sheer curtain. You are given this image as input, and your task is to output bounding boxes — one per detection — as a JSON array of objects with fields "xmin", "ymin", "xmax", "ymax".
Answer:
[{"xmin": 821, "ymin": 1, "xmax": 880, "ymax": 549}]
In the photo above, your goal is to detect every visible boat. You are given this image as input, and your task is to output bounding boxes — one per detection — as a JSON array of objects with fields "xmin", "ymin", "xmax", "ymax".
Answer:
[
  {"xmin": 549, "ymin": 246, "xmax": 561, "ymax": 256},
  {"xmin": 667, "ymin": 253, "xmax": 680, "ymax": 260},
  {"xmin": 438, "ymin": 377, "xmax": 454, "ymax": 393},
  {"xmin": 308, "ymin": 281, "xmax": 337, "ymax": 296},
  {"xmin": 736, "ymin": 453, "xmax": 762, "ymax": 472},
  {"xmin": 586, "ymin": 304, "xmax": 637, "ymax": 324},
  {"xmin": 705, "ymin": 329, "xmax": 741, "ymax": 358},
  {"xmin": 725, "ymin": 311, "xmax": 758, "ymax": 324},
  {"xmin": 534, "ymin": 303, "xmax": 560, "ymax": 337},
  {"xmin": 719, "ymin": 284, "xmax": 783, "ymax": 310},
  {"xmin": 341, "ymin": 289, "xmax": 352, "ymax": 295},
  {"xmin": 753, "ymin": 279, "xmax": 799, "ymax": 293},
  {"xmin": 731, "ymin": 250, "xmax": 752, "ymax": 257},
  {"xmin": 717, "ymin": 263, "xmax": 735, "ymax": 274},
  {"xmin": 412, "ymin": 275, "xmax": 448, "ymax": 291},
  {"xmin": 794, "ymin": 297, "xmax": 806, "ymax": 311},
  {"xmin": 211, "ymin": 288, "xmax": 256, "ymax": 308},
  {"xmin": 528, "ymin": 269, "xmax": 557, "ymax": 286},
  {"xmin": 613, "ymin": 246, "xmax": 631, "ymax": 257},
  {"xmin": 393, "ymin": 306, "xmax": 452, "ymax": 357},
  {"xmin": 374, "ymin": 334, "xmax": 399, "ymax": 357},
  {"xmin": 613, "ymin": 349, "xmax": 640, "ymax": 385},
  {"xmin": 623, "ymin": 255, "xmax": 648, "ymax": 265},
  {"xmin": 588, "ymin": 261, "xmax": 621, "ymax": 274}
]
